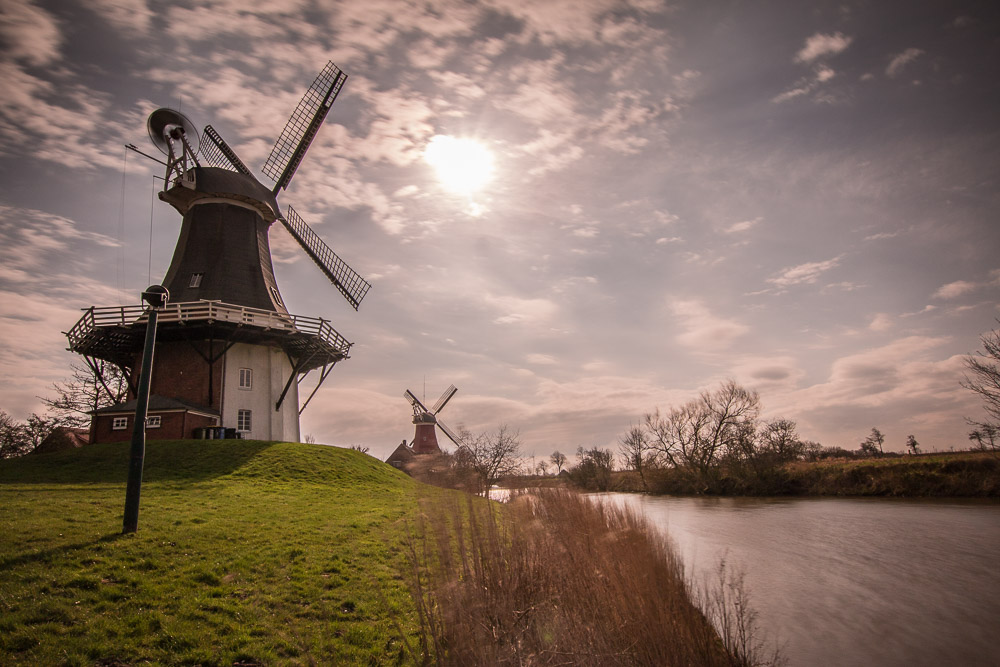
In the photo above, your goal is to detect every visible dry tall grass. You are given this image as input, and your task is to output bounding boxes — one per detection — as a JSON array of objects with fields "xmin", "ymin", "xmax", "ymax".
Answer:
[{"xmin": 399, "ymin": 489, "xmax": 778, "ymax": 666}]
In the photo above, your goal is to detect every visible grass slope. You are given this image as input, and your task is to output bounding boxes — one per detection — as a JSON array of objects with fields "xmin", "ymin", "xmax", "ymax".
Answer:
[{"xmin": 0, "ymin": 440, "xmax": 422, "ymax": 665}]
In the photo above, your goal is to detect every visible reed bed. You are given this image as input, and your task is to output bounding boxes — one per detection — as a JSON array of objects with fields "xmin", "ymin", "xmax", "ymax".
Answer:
[{"xmin": 400, "ymin": 488, "xmax": 776, "ymax": 666}]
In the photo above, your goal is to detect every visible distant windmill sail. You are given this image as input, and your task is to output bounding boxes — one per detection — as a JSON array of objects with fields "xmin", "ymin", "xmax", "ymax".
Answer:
[
  {"xmin": 431, "ymin": 384, "xmax": 457, "ymax": 413},
  {"xmin": 262, "ymin": 61, "xmax": 347, "ymax": 194},
  {"xmin": 280, "ymin": 205, "xmax": 371, "ymax": 310},
  {"xmin": 435, "ymin": 418, "xmax": 461, "ymax": 446}
]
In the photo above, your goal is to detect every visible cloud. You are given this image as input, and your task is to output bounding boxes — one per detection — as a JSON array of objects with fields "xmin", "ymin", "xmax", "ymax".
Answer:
[
  {"xmin": 931, "ymin": 271, "xmax": 1000, "ymax": 301},
  {"xmin": 731, "ymin": 355, "xmax": 805, "ymax": 387},
  {"xmin": 526, "ymin": 353, "xmax": 557, "ymax": 365},
  {"xmin": 815, "ymin": 65, "xmax": 836, "ymax": 82},
  {"xmin": 0, "ymin": 205, "xmax": 125, "ymax": 419},
  {"xmin": 886, "ymin": 48, "xmax": 924, "ymax": 77},
  {"xmin": 489, "ymin": 295, "xmax": 559, "ymax": 325},
  {"xmin": 86, "ymin": 0, "xmax": 154, "ymax": 34},
  {"xmin": 0, "ymin": 0, "xmax": 62, "ymax": 66},
  {"xmin": 771, "ymin": 85, "xmax": 811, "ymax": 104},
  {"xmin": 0, "ymin": 205, "xmax": 119, "ymax": 292},
  {"xmin": 671, "ymin": 299, "xmax": 749, "ymax": 351},
  {"xmin": 794, "ymin": 32, "xmax": 852, "ymax": 63},
  {"xmin": 725, "ymin": 217, "xmax": 761, "ymax": 234},
  {"xmin": 865, "ymin": 231, "xmax": 900, "ymax": 241},
  {"xmin": 772, "ymin": 65, "xmax": 840, "ymax": 104},
  {"xmin": 932, "ymin": 280, "xmax": 977, "ymax": 300},
  {"xmin": 781, "ymin": 336, "xmax": 976, "ymax": 449},
  {"xmin": 767, "ymin": 256, "xmax": 842, "ymax": 288},
  {"xmin": 486, "ymin": 0, "xmax": 627, "ymax": 46},
  {"xmin": 869, "ymin": 313, "xmax": 892, "ymax": 332}
]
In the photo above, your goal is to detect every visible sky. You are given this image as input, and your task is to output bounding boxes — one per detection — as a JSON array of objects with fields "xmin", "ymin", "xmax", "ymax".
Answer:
[{"xmin": 1, "ymin": 0, "xmax": 998, "ymax": 460}]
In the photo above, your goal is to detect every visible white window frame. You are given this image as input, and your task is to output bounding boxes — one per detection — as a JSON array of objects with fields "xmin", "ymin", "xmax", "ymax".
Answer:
[
  {"xmin": 239, "ymin": 368, "xmax": 252, "ymax": 390},
  {"xmin": 112, "ymin": 416, "xmax": 128, "ymax": 430},
  {"xmin": 146, "ymin": 415, "xmax": 161, "ymax": 429},
  {"xmin": 237, "ymin": 409, "xmax": 252, "ymax": 433}
]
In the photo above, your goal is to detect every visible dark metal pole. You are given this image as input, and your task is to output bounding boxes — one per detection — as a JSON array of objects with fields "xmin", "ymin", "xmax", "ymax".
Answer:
[{"xmin": 123, "ymin": 286, "xmax": 168, "ymax": 534}]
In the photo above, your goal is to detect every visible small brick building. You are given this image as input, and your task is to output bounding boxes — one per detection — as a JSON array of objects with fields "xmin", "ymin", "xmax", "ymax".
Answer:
[{"xmin": 91, "ymin": 395, "xmax": 219, "ymax": 443}]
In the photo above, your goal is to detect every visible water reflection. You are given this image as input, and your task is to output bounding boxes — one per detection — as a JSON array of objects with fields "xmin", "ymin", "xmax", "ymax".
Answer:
[{"xmin": 601, "ymin": 494, "xmax": 1000, "ymax": 667}]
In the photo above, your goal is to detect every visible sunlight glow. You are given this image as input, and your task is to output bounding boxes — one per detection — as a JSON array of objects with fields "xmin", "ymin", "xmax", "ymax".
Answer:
[{"xmin": 424, "ymin": 135, "xmax": 495, "ymax": 194}]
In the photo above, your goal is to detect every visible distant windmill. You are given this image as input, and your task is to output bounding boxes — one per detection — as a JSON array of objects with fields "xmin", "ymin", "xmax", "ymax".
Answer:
[
  {"xmin": 404, "ymin": 385, "xmax": 460, "ymax": 454},
  {"xmin": 67, "ymin": 61, "xmax": 369, "ymax": 443}
]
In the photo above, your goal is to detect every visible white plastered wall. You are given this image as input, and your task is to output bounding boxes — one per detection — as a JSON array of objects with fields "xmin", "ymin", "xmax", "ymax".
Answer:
[{"xmin": 221, "ymin": 342, "xmax": 300, "ymax": 442}]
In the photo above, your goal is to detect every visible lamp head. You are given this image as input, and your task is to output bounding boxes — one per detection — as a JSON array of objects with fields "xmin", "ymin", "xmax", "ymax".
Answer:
[{"xmin": 141, "ymin": 285, "xmax": 169, "ymax": 309}]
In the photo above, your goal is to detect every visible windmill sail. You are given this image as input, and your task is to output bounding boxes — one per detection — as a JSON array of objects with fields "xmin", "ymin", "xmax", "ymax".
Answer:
[
  {"xmin": 199, "ymin": 125, "xmax": 254, "ymax": 177},
  {"xmin": 404, "ymin": 389, "xmax": 428, "ymax": 414},
  {"xmin": 431, "ymin": 385, "xmax": 457, "ymax": 414},
  {"xmin": 436, "ymin": 418, "xmax": 462, "ymax": 446},
  {"xmin": 262, "ymin": 61, "xmax": 347, "ymax": 194},
  {"xmin": 281, "ymin": 205, "xmax": 371, "ymax": 310}
]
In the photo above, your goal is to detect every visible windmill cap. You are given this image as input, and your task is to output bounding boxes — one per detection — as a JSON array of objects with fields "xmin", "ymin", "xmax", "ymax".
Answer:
[{"xmin": 161, "ymin": 166, "xmax": 281, "ymax": 221}]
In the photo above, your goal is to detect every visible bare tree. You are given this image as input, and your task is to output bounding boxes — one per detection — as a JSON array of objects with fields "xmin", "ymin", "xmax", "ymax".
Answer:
[
  {"xmin": 618, "ymin": 424, "xmax": 657, "ymax": 490},
  {"xmin": 572, "ymin": 446, "xmax": 616, "ymax": 491},
  {"xmin": 40, "ymin": 361, "xmax": 127, "ymax": 428},
  {"xmin": 905, "ymin": 435, "xmax": 920, "ymax": 455},
  {"xmin": 0, "ymin": 410, "xmax": 23, "ymax": 459},
  {"xmin": 760, "ymin": 418, "xmax": 803, "ymax": 462},
  {"xmin": 549, "ymin": 450, "xmax": 567, "ymax": 474},
  {"xmin": 963, "ymin": 322, "xmax": 1000, "ymax": 434},
  {"xmin": 968, "ymin": 424, "xmax": 998, "ymax": 453},
  {"xmin": 860, "ymin": 427, "xmax": 885, "ymax": 456},
  {"xmin": 0, "ymin": 411, "xmax": 55, "ymax": 459},
  {"xmin": 462, "ymin": 424, "xmax": 523, "ymax": 495},
  {"xmin": 645, "ymin": 380, "xmax": 761, "ymax": 487}
]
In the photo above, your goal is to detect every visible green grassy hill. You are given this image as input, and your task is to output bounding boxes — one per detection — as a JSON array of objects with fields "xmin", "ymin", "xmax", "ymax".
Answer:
[{"xmin": 0, "ymin": 440, "xmax": 422, "ymax": 665}]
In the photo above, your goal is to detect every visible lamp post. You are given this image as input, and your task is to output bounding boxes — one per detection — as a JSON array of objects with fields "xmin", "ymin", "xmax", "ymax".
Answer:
[{"xmin": 122, "ymin": 285, "xmax": 169, "ymax": 534}]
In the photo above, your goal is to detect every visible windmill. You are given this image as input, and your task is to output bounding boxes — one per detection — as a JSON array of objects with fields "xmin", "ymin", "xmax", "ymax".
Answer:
[
  {"xmin": 405, "ymin": 385, "xmax": 460, "ymax": 454},
  {"xmin": 66, "ymin": 61, "xmax": 369, "ymax": 443}
]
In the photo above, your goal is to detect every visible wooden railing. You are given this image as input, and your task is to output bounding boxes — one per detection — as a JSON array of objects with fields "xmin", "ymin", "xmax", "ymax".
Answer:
[{"xmin": 66, "ymin": 300, "xmax": 351, "ymax": 354}]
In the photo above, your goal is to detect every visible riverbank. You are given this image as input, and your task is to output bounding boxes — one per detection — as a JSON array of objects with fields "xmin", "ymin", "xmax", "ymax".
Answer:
[
  {"xmin": 511, "ymin": 451, "xmax": 1000, "ymax": 497},
  {"xmin": 645, "ymin": 450, "xmax": 1000, "ymax": 497}
]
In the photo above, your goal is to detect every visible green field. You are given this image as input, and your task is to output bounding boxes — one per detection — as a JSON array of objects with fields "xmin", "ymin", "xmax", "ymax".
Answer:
[{"xmin": 0, "ymin": 440, "xmax": 423, "ymax": 665}]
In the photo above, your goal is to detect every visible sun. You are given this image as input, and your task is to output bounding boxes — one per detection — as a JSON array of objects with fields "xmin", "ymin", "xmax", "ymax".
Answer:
[{"xmin": 424, "ymin": 135, "xmax": 495, "ymax": 195}]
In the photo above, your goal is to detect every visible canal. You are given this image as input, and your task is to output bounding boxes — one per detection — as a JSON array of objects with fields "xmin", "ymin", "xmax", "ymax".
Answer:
[{"xmin": 601, "ymin": 494, "xmax": 1000, "ymax": 666}]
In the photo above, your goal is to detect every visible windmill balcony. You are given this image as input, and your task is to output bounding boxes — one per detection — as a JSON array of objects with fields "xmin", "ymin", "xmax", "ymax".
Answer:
[{"xmin": 66, "ymin": 299, "xmax": 351, "ymax": 373}]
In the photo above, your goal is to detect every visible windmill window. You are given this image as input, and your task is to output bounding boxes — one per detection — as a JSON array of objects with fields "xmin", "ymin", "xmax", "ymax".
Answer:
[
  {"xmin": 239, "ymin": 368, "xmax": 252, "ymax": 389},
  {"xmin": 146, "ymin": 415, "xmax": 161, "ymax": 429},
  {"xmin": 189, "ymin": 273, "xmax": 204, "ymax": 288},
  {"xmin": 112, "ymin": 417, "xmax": 128, "ymax": 430},
  {"xmin": 270, "ymin": 287, "xmax": 284, "ymax": 307},
  {"xmin": 237, "ymin": 409, "xmax": 252, "ymax": 432}
]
